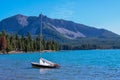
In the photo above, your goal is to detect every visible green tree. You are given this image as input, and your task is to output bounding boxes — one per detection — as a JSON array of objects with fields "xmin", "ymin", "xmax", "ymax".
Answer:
[{"xmin": 6, "ymin": 36, "xmax": 12, "ymax": 53}]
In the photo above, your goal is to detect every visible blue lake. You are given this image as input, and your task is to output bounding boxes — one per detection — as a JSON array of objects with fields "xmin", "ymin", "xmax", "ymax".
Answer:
[{"xmin": 0, "ymin": 50, "xmax": 120, "ymax": 80}]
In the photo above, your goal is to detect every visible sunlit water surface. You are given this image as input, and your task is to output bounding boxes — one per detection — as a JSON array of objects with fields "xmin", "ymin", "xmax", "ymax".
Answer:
[{"xmin": 0, "ymin": 50, "xmax": 120, "ymax": 80}]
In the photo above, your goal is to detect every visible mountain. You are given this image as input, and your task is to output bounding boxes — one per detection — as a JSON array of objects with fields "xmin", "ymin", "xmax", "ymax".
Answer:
[{"xmin": 0, "ymin": 14, "xmax": 119, "ymax": 41}]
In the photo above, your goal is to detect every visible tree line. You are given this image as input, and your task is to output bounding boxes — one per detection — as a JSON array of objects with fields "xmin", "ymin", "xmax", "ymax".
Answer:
[
  {"xmin": 0, "ymin": 31, "xmax": 59, "ymax": 53},
  {"xmin": 1, "ymin": 30, "xmax": 119, "ymax": 53}
]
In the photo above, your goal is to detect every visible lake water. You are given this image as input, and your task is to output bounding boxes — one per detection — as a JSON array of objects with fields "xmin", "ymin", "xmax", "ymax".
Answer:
[{"xmin": 0, "ymin": 50, "xmax": 120, "ymax": 80}]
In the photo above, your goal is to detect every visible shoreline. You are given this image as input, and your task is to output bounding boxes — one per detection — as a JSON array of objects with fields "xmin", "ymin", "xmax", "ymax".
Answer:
[
  {"xmin": 0, "ymin": 49, "xmax": 120, "ymax": 54},
  {"xmin": 0, "ymin": 50, "xmax": 56, "ymax": 54}
]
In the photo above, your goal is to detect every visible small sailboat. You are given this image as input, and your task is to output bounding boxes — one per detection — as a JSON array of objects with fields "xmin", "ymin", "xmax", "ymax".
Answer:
[
  {"xmin": 31, "ymin": 13, "xmax": 59, "ymax": 68},
  {"xmin": 31, "ymin": 58, "xmax": 59, "ymax": 68}
]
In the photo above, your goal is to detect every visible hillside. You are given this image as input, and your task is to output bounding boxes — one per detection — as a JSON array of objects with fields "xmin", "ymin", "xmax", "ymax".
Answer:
[{"xmin": 0, "ymin": 14, "xmax": 119, "ymax": 41}]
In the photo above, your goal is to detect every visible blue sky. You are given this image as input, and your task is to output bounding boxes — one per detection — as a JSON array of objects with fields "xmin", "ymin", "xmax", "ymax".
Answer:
[{"xmin": 0, "ymin": 0, "xmax": 120, "ymax": 34}]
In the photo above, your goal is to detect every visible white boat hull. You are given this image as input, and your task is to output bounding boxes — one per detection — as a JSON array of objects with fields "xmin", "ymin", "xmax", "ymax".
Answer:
[{"xmin": 31, "ymin": 62, "xmax": 59, "ymax": 68}]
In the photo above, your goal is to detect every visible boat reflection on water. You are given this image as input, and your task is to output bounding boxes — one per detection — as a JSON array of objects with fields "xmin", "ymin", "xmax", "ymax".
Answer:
[{"xmin": 39, "ymin": 68, "xmax": 51, "ymax": 74}]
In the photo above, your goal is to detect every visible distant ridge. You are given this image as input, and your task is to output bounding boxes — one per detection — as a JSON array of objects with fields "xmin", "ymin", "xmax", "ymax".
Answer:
[{"xmin": 0, "ymin": 14, "xmax": 119, "ymax": 41}]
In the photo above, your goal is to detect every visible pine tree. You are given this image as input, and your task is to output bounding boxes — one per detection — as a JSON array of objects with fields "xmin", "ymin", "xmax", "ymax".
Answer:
[
  {"xmin": 6, "ymin": 36, "xmax": 12, "ymax": 53},
  {"xmin": 0, "ymin": 30, "xmax": 7, "ymax": 53}
]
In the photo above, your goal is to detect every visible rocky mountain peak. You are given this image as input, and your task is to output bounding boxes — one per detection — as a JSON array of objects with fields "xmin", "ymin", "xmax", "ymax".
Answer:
[
  {"xmin": 0, "ymin": 14, "xmax": 119, "ymax": 40},
  {"xmin": 14, "ymin": 14, "xmax": 28, "ymax": 27}
]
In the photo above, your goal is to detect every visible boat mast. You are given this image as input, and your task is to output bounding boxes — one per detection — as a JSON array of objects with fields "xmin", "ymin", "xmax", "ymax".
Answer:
[{"xmin": 40, "ymin": 13, "xmax": 42, "ymax": 52}]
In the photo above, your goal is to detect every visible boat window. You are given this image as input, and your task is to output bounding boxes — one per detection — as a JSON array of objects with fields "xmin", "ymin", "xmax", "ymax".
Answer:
[{"xmin": 43, "ymin": 60, "xmax": 45, "ymax": 63}]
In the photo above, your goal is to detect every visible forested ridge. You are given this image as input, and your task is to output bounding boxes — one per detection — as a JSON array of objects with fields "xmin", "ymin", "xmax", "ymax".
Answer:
[{"xmin": 0, "ymin": 30, "xmax": 120, "ymax": 54}]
